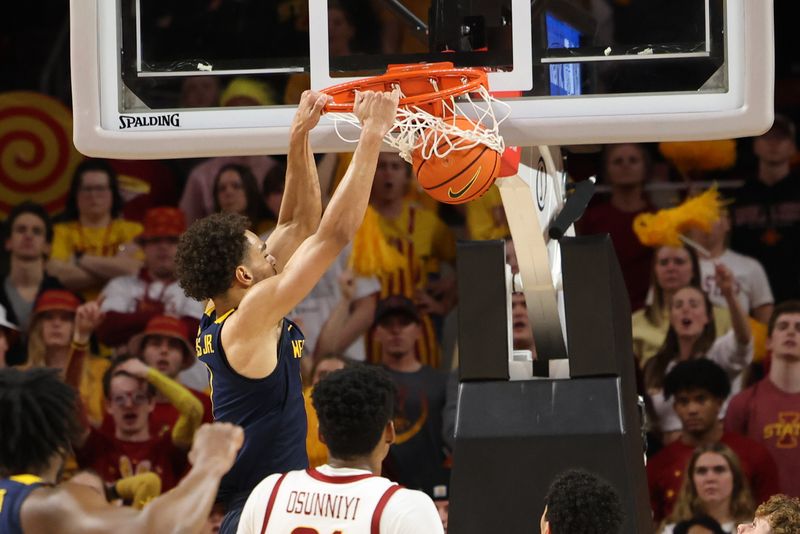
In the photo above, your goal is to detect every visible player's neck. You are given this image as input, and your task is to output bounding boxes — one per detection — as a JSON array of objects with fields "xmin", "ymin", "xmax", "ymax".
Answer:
[
  {"xmin": 769, "ymin": 356, "xmax": 800, "ymax": 394},
  {"xmin": 214, "ymin": 290, "xmax": 245, "ymax": 315},
  {"xmin": 757, "ymin": 161, "xmax": 790, "ymax": 186},
  {"xmin": 328, "ymin": 456, "xmax": 380, "ymax": 474}
]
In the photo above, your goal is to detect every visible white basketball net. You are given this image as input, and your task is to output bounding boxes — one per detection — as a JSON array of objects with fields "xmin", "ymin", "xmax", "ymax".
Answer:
[{"xmin": 326, "ymin": 85, "xmax": 511, "ymax": 163}]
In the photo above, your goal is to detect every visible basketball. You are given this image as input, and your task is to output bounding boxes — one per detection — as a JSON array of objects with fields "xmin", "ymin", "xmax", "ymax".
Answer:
[{"xmin": 412, "ymin": 117, "xmax": 502, "ymax": 205}]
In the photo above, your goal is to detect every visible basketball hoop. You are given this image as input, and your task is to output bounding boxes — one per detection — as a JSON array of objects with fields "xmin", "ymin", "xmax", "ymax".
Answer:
[{"xmin": 320, "ymin": 62, "xmax": 510, "ymax": 165}]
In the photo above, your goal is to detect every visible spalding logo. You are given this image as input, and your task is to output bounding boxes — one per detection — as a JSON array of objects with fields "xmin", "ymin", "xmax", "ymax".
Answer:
[{"xmin": 119, "ymin": 113, "xmax": 181, "ymax": 129}]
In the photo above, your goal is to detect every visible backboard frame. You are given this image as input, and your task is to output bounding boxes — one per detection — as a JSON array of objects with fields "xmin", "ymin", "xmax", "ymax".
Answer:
[{"xmin": 70, "ymin": 0, "xmax": 774, "ymax": 159}]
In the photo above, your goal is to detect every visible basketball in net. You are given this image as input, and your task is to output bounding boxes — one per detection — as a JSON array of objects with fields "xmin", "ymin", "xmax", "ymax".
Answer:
[
  {"xmin": 412, "ymin": 117, "xmax": 501, "ymax": 204},
  {"xmin": 320, "ymin": 62, "xmax": 510, "ymax": 205}
]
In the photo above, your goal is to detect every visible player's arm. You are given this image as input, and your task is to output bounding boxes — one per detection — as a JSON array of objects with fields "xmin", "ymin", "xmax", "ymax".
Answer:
[
  {"xmin": 22, "ymin": 423, "xmax": 243, "ymax": 534},
  {"xmin": 231, "ymin": 91, "xmax": 399, "ymax": 342},
  {"xmin": 264, "ymin": 91, "xmax": 330, "ymax": 273}
]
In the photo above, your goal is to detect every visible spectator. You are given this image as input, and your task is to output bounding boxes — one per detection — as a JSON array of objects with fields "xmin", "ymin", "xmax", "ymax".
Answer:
[
  {"xmin": 736, "ymin": 494, "xmax": 800, "ymax": 533},
  {"xmin": 1, "ymin": 201, "xmax": 63, "ymax": 338},
  {"xmin": 660, "ymin": 443, "xmax": 755, "ymax": 533},
  {"xmin": 578, "ymin": 143, "xmax": 656, "ymax": 311},
  {"xmin": 0, "ymin": 304, "xmax": 19, "ymax": 368},
  {"xmin": 47, "ymin": 160, "xmax": 143, "ymax": 300},
  {"xmin": 644, "ymin": 266, "xmax": 753, "ymax": 438},
  {"xmin": 432, "ymin": 483, "xmax": 449, "ymax": 534},
  {"xmin": 179, "ymin": 156, "xmax": 277, "ymax": 224},
  {"xmin": 100, "ymin": 315, "xmax": 212, "ymax": 438},
  {"xmin": 375, "ymin": 295, "xmax": 449, "ymax": 492},
  {"xmin": 369, "ymin": 152, "xmax": 457, "ymax": 367},
  {"xmin": 180, "ymin": 76, "xmax": 221, "ymax": 108},
  {"xmin": 540, "ymin": 469, "xmax": 624, "ymax": 534},
  {"xmin": 212, "ymin": 163, "xmax": 275, "ymax": 235},
  {"xmin": 729, "ymin": 115, "xmax": 800, "ymax": 302},
  {"xmin": 647, "ymin": 359, "xmax": 779, "ymax": 523},
  {"xmin": 303, "ymin": 353, "xmax": 350, "ymax": 468},
  {"xmin": 75, "ymin": 355, "xmax": 203, "ymax": 491},
  {"xmin": 725, "ymin": 301, "xmax": 800, "ymax": 497},
  {"xmin": 633, "ymin": 244, "xmax": 733, "ymax": 365},
  {"xmin": 23, "ymin": 290, "xmax": 109, "ymax": 426},
  {"xmin": 465, "ymin": 185, "xmax": 509, "ymax": 241},
  {"xmin": 687, "ymin": 208, "xmax": 774, "ymax": 324},
  {"xmin": 311, "ymin": 259, "xmax": 380, "ymax": 361},
  {"xmin": 0, "ymin": 367, "xmax": 244, "ymax": 534}
]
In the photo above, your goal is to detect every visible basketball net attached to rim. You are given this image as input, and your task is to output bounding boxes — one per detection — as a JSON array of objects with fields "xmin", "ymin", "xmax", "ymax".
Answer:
[{"xmin": 321, "ymin": 62, "xmax": 510, "ymax": 170}]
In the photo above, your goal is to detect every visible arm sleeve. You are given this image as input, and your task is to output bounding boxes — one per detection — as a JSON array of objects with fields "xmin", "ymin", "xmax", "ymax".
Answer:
[
  {"xmin": 706, "ymin": 330, "xmax": 753, "ymax": 377},
  {"xmin": 144, "ymin": 368, "xmax": 203, "ymax": 448},
  {"xmin": 237, "ymin": 475, "xmax": 280, "ymax": 534},
  {"xmin": 748, "ymin": 260, "xmax": 775, "ymax": 307},
  {"xmin": 380, "ymin": 489, "xmax": 444, "ymax": 534},
  {"xmin": 722, "ymin": 390, "xmax": 750, "ymax": 435},
  {"xmin": 64, "ymin": 342, "xmax": 89, "ymax": 390}
]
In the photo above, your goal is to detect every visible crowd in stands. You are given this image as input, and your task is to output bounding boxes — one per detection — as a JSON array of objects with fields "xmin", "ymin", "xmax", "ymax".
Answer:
[
  {"xmin": 1, "ymin": 113, "xmax": 797, "ymax": 532},
  {"xmin": 2, "ymin": 1, "xmax": 800, "ymax": 531}
]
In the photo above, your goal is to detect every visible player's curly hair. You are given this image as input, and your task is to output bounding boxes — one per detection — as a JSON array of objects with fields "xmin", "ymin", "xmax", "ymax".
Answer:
[
  {"xmin": 544, "ymin": 470, "xmax": 623, "ymax": 534},
  {"xmin": 312, "ymin": 364, "xmax": 396, "ymax": 460},
  {"xmin": 175, "ymin": 212, "xmax": 250, "ymax": 300},
  {"xmin": 0, "ymin": 368, "xmax": 83, "ymax": 477},
  {"xmin": 755, "ymin": 494, "xmax": 800, "ymax": 534}
]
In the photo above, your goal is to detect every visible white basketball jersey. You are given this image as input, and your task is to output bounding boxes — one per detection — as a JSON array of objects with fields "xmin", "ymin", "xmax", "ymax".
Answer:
[{"xmin": 259, "ymin": 467, "xmax": 401, "ymax": 533}]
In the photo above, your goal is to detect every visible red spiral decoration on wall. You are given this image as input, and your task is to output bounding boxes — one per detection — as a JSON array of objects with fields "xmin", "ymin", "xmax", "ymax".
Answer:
[{"xmin": 0, "ymin": 92, "xmax": 84, "ymax": 217}]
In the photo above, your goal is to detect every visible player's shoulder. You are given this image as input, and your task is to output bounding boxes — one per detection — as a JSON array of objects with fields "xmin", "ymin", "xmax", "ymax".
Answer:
[{"xmin": 381, "ymin": 487, "xmax": 443, "ymax": 532}]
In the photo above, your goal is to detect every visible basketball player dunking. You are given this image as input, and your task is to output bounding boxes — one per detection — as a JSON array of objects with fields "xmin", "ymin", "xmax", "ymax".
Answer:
[
  {"xmin": 175, "ymin": 89, "xmax": 400, "ymax": 534},
  {"xmin": 236, "ymin": 365, "xmax": 443, "ymax": 534}
]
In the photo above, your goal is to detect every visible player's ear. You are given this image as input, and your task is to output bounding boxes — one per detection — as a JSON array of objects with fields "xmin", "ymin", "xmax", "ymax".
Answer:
[
  {"xmin": 234, "ymin": 265, "xmax": 254, "ymax": 286},
  {"xmin": 385, "ymin": 420, "xmax": 396, "ymax": 445},
  {"xmin": 317, "ymin": 425, "xmax": 327, "ymax": 445}
]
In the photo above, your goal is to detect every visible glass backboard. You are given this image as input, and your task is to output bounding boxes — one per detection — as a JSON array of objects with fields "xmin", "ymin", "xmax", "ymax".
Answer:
[{"xmin": 70, "ymin": 0, "xmax": 774, "ymax": 158}]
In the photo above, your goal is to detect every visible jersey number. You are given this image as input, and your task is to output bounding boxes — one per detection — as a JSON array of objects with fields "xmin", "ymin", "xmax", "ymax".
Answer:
[
  {"xmin": 291, "ymin": 529, "xmax": 343, "ymax": 534},
  {"xmin": 0, "ymin": 489, "xmax": 6, "ymax": 513}
]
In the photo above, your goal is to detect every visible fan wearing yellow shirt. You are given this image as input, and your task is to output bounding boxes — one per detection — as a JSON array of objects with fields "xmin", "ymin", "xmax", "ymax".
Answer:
[
  {"xmin": 368, "ymin": 153, "xmax": 457, "ymax": 368},
  {"xmin": 48, "ymin": 160, "xmax": 143, "ymax": 300}
]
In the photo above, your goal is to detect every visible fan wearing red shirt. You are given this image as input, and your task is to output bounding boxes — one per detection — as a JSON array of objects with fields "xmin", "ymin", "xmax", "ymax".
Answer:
[
  {"xmin": 76, "ymin": 355, "xmax": 203, "ymax": 491},
  {"xmin": 101, "ymin": 315, "xmax": 212, "ymax": 437},
  {"xmin": 647, "ymin": 358, "xmax": 779, "ymax": 523}
]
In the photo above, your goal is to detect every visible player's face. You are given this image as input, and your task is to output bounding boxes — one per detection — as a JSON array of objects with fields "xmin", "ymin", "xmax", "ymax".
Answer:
[
  {"xmin": 39, "ymin": 310, "xmax": 75, "ymax": 349},
  {"xmin": 243, "ymin": 231, "xmax": 276, "ymax": 284},
  {"xmin": 737, "ymin": 516, "xmax": 772, "ymax": 534},
  {"xmin": 511, "ymin": 293, "xmax": 534, "ymax": 351},
  {"xmin": 372, "ymin": 153, "xmax": 410, "ymax": 204},
  {"xmin": 107, "ymin": 374, "xmax": 154, "ymax": 435},
  {"xmin": 655, "ymin": 246, "xmax": 693, "ymax": 292},
  {"xmin": 142, "ymin": 335, "xmax": 186, "ymax": 378},
  {"xmin": 670, "ymin": 287, "xmax": 709, "ymax": 338},
  {"xmin": 5, "ymin": 212, "xmax": 49, "ymax": 261},
  {"xmin": 216, "ymin": 169, "xmax": 248, "ymax": 215},
  {"xmin": 76, "ymin": 170, "xmax": 113, "ymax": 221},
  {"xmin": 768, "ymin": 312, "xmax": 800, "ymax": 362},
  {"xmin": 375, "ymin": 314, "xmax": 420, "ymax": 358},
  {"xmin": 692, "ymin": 452, "xmax": 734, "ymax": 507},
  {"xmin": 605, "ymin": 144, "xmax": 647, "ymax": 187},
  {"xmin": 143, "ymin": 236, "xmax": 179, "ymax": 279},
  {"xmin": 673, "ymin": 388, "xmax": 721, "ymax": 436}
]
